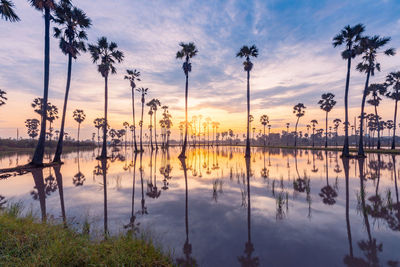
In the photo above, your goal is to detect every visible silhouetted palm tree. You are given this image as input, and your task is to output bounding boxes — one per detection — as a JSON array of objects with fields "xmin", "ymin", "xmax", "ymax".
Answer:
[
  {"xmin": 367, "ymin": 83, "xmax": 386, "ymax": 149},
  {"xmin": 147, "ymin": 98, "xmax": 161, "ymax": 149},
  {"xmin": 293, "ymin": 103, "xmax": 306, "ymax": 147},
  {"xmin": 176, "ymin": 42, "xmax": 198, "ymax": 159},
  {"xmin": 93, "ymin": 117, "xmax": 103, "ymax": 146},
  {"xmin": 356, "ymin": 35, "xmax": 395, "ymax": 156},
  {"xmin": 25, "ymin": 118, "xmax": 40, "ymax": 139},
  {"xmin": 53, "ymin": 0, "xmax": 91, "ymax": 162},
  {"xmin": 136, "ymin": 87, "xmax": 148, "ymax": 152},
  {"xmin": 318, "ymin": 93, "xmax": 336, "ymax": 148},
  {"xmin": 147, "ymin": 109, "xmax": 153, "ymax": 149},
  {"xmin": 73, "ymin": 109, "xmax": 85, "ymax": 144},
  {"xmin": 237, "ymin": 45, "xmax": 258, "ymax": 158},
  {"xmin": 89, "ymin": 36, "xmax": 124, "ymax": 158},
  {"xmin": 0, "ymin": 89, "xmax": 7, "ymax": 107},
  {"xmin": 333, "ymin": 24, "xmax": 365, "ymax": 157},
  {"xmin": 385, "ymin": 71, "xmax": 400, "ymax": 149},
  {"xmin": 333, "ymin": 118, "xmax": 341, "ymax": 146},
  {"xmin": 0, "ymin": 0, "xmax": 19, "ymax": 22},
  {"xmin": 122, "ymin": 121, "xmax": 129, "ymax": 147},
  {"xmin": 260, "ymin": 115, "xmax": 269, "ymax": 147},
  {"xmin": 124, "ymin": 69, "xmax": 140, "ymax": 152},
  {"xmin": 29, "ymin": 0, "xmax": 56, "ymax": 165}
]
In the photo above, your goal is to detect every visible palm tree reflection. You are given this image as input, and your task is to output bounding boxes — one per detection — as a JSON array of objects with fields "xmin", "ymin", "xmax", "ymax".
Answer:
[
  {"xmin": 124, "ymin": 153, "xmax": 139, "ymax": 234},
  {"xmin": 31, "ymin": 168, "xmax": 47, "ymax": 222},
  {"xmin": 176, "ymin": 157, "xmax": 197, "ymax": 266},
  {"xmin": 238, "ymin": 157, "xmax": 259, "ymax": 267},
  {"xmin": 53, "ymin": 165, "xmax": 66, "ymax": 224},
  {"xmin": 73, "ymin": 149, "xmax": 85, "ymax": 186},
  {"xmin": 319, "ymin": 151, "xmax": 338, "ymax": 205}
]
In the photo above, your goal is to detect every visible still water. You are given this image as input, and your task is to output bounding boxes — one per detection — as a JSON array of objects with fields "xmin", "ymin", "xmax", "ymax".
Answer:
[{"xmin": 0, "ymin": 146, "xmax": 399, "ymax": 266}]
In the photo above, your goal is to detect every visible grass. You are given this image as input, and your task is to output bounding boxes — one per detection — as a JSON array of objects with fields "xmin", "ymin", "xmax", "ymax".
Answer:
[{"xmin": 0, "ymin": 203, "xmax": 174, "ymax": 267}]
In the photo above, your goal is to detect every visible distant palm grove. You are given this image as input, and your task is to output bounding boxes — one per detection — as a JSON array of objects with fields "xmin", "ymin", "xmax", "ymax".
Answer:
[{"xmin": 1, "ymin": 1, "xmax": 400, "ymax": 167}]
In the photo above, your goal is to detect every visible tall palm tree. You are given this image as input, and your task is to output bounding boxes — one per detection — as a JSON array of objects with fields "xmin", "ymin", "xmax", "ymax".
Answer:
[
  {"xmin": 29, "ymin": 0, "xmax": 56, "ymax": 166},
  {"xmin": 124, "ymin": 69, "xmax": 140, "ymax": 152},
  {"xmin": 333, "ymin": 24, "xmax": 365, "ymax": 157},
  {"xmin": 147, "ymin": 98, "xmax": 161, "ymax": 149},
  {"xmin": 260, "ymin": 115, "xmax": 269, "ymax": 147},
  {"xmin": 366, "ymin": 83, "xmax": 386, "ymax": 149},
  {"xmin": 147, "ymin": 109, "xmax": 153, "ymax": 149},
  {"xmin": 293, "ymin": 103, "xmax": 306, "ymax": 148},
  {"xmin": 53, "ymin": 0, "xmax": 91, "ymax": 162},
  {"xmin": 237, "ymin": 45, "xmax": 258, "ymax": 158},
  {"xmin": 176, "ymin": 42, "xmax": 198, "ymax": 159},
  {"xmin": 89, "ymin": 37, "xmax": 124, "ymax": 158},
  {"xmin": 136, "ymin": 87, "xmax": 148, "ymax": 152},
  {"xmin": 385, "ymin": 71, "xmax": 400, "ymax": 149},
  {"xmin": 73, "ymin": 109, "xmax": 85, "ymax": 145},
  {"xmin": 318, "ymin": 93, "xmax": 336, "ymax": 148},
  {"xmin": 0, "ymin": 0, "xmax": 19, "ymax": 22},
  {"xmin": 356, "ymin": 35, "xmax": 395, "ymax": 156}
]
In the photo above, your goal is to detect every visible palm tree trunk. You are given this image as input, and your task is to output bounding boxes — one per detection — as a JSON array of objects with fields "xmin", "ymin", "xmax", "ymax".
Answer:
[
  {"xmin": 179, "ymin": 71, "xmax": 189, "ymax": 159},
  {"xmin": 131, "ymin": 88, "xmax": 138, "ymax": 152},
  {"xmin": 263, "ymin": 125, "xmax": 266, "ymax": 147},
  {"xmin": 312, "ymin": 128, "xmax": 315, "ymax": 147},
  {"xmin": 140, "ymin": 96, "xmax": 144, "ymax": 152},
  {"xmin": 342, "ymin": 56, "xmax": 352, "ymax": 157},
  {"xmin": 245, "ymin": 70, "xmax": 251, "ymax": 158},
  {"xmin": 342, "ymin": 157, "xmax": 353, "ymax": 258},
  {"xmin": 54, "ymin": 53, "xmax": 72, "ymax": 162},
  {"xmin": 154, "ymin": 110, "xmax": 158, "ymax": 150},
  {"xmin": 358, "ymin": 69, "xmax": 371, "ymax": 157},
  {"xmin": 100, "ymin": 75, "xmax": 108, "ymax": 158},
  {"xmin": 149, "ymin": 114, "xmax": 153, "ymax": 150},
  {"xmin": 392, "ymin": 99, "xmax": 398, "ymax": 149},
  {"xmin": 374, "ymin": 103, "xmax": 381, "ymax": 149},
  {"xmin": 325, "ymin": 111, "xmax": 328, "ymax": 148},
  {"xmin": 31, "ymin": 7, "xmax": 50, "ymax": 166},
  {"xmin": 97, "ymin": 128, "xmax": 100, "ymax": 147},
  {"xmin": 294, "ymin": 117, "xmax": 299, "ymax": 147},
  {"xmin": 77, "ymin": 122, "xmax": 80, "ymax": 146}
]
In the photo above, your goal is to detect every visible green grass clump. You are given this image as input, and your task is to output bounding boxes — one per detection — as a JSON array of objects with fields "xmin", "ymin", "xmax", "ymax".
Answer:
[{"xmin": 0, "ymin": 204, "xmax": 173, "ymax": 266}]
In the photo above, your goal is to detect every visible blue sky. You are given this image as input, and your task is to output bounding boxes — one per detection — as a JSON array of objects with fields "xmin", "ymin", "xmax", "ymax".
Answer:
[{"xmin": 1, "ymin": 0, "xmax": 400, "ymax": 139}]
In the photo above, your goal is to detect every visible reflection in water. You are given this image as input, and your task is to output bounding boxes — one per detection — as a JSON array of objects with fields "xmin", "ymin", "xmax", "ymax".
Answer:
[
  {"xmin": 1, "ymin": 147, "xmax": 400, "ymax": 266},
  {"xmin": 73, "ymin": 149, "xmax": 85, "ymax": 186},
  {"xmin": 176, "ymin": 157, "xmax": 197, "ymax": 266},
  {"xmin": 53, "ymin": 165, "xmax": 66, "ymax": 224},
  {"xmin": 238, "ymin": 157, "xmax": 259, "ymax": 267}
]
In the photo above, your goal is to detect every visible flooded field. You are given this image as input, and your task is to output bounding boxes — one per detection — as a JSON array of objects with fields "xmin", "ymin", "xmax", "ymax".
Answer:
[{"xmin": 0, "ymin": 146, "xmax": 399, "ymax": 266}]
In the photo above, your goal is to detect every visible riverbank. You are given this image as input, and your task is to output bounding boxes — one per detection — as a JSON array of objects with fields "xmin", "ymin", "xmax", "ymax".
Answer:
[{"xmin": 0, "ymin": 203, "xmax": 174, "ymax": 266}]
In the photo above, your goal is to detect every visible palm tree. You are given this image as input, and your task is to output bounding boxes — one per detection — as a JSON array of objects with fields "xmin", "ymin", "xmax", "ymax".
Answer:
[
  {"xmin": 25, "ymin": 118, "xmax": 40, "ymax": 139},
  {"xmin": 285, "ymin": 122, "xmax": 290, "ymax": 146},
  {"xmin": 73, "ymin": 109, "xmax": 85, "ymax": 145},
  {"xmin": 333, "ymin": 118, "xmax": 342, "ymax": 146},
  {"xmin": 366, "ymin": 83, "xmax": 386, "ymax": 149},
  {"xmin": 93, "ymin": 117, "xmax": 103, "ymax": 146},
  {"xmin": 53, "ymin": 0, "xmax": 91, "ymax": 162},
  {"xmin": 237, "ymin": 45, "xmax": 258, "ymax": 158},
  {"xmin": 147, "ymin": 109, "xmax": 153, "ymax": 149},
  {"xmin": 293, "ymin": 103, "xmax": 306, "ymax": 147},
  {"xmin": 318, "ymin": 93, "xmax": 336, "ymax": 148},
  {"xmin": 311, "ymin": 120, "xmax": 318, "ymax": 147},
  {"xmin": 176, "ymin": 42, "xmax": 198, "ymax": 158},
  {"xmin": 333, "ymin": 24, "xmax": 365, "ymax": 157},
  {"xmin": 136, "ymin": 87, "xmax": 148, "ymax": 152},
  {"xmin": 260, "ymin": 115, "xmax": 269, "ymax": 147},
  {"xmin": 147, "ymin": 98, "xmax": 161, "ymax": 149},
  {"xmin": 0, "ymin": 89, "xmax": 7, "ymax": 107},
  {"xmin": 0, "ymin": 0, "xmax": 19, "ymax": 22},
  {"xmin": 122, "ymin": 121, "xmax": 129, "ymax": 147},
  {"xmin": 124, "ymin": 69, "xmax": 141, "ymax": 152},
  {"xmin": 385, "ymin": 71, "xmax": 400, "ymax": 149},
  {"xmin": 29, "ymin": 0, "xmax": 56, "ymax": 166},
  {"xmin": 89, "ymin": 37, "xmax": 124, "ymax": 158},
  {"xmin": 356, "ymin": 35, "xmax": 395, "ymax": 156}
]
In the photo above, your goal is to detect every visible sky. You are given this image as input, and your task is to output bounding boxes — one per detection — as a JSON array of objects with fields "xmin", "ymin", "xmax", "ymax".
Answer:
[{"xmin": 1, "ymin": 0, "xmax": 400, "ymax": 140}]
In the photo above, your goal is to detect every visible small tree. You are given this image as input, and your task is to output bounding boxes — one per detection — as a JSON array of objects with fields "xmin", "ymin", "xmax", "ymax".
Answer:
[{"xmin": 73, "ymin": 109, "xmax": 86, "ymax": 144}]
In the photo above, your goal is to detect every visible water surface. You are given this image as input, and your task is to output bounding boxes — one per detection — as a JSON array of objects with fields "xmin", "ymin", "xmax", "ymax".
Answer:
[{"xmin": 0, "ymin": 147, "xmax": 399, "ymax": 266}]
